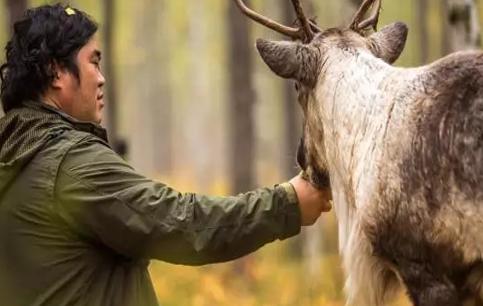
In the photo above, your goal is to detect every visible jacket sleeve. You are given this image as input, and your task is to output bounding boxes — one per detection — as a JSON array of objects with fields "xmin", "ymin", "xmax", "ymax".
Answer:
[{"xmin": 54, "ymin": 136, "xmax": 301, "ymax": 265}]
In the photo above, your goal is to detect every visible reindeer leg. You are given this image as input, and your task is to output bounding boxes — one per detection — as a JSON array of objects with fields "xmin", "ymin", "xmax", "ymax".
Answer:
[{"xmin": 398, "ymin": 261, "xmax": 461, "ymax": 306}]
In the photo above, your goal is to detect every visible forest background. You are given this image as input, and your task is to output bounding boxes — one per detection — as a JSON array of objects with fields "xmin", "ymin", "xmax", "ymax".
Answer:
[{"xmin": 1, "ymin": 0, "xmax": 481, "ymax": 305}]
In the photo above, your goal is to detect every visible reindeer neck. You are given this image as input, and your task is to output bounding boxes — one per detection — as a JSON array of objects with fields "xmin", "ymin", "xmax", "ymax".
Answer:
[
  {"xmin": 314, "ymin": 48, "xmax": 409, "ymax": 210},
  {"xmin": 310, "ymin": 48, "xmax": 408, "ymax": 251}
]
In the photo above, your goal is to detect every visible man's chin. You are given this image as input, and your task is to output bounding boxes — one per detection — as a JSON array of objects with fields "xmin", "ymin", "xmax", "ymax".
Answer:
[
  {"xmin": 91, "ymin": 113, "xmax": 102, "ymax": 125},
  {"xmin": 95, "ymin": 110, "xmax": 103, "ymax": 125}
]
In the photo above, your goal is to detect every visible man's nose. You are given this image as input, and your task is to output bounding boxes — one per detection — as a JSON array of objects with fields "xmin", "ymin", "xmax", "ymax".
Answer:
[{"xmin": 98, "ymin": 72, "xmax": 105, "ymax": 87}]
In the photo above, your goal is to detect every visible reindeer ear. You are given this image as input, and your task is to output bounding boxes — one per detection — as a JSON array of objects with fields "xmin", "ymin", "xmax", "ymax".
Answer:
[
  {"xmin": 368, "ymin": 22, "xmax": 408, "ymax": 64},
  {"xmin": 256, "ymin": 39, "xmax": 319, "ymax": 87}
]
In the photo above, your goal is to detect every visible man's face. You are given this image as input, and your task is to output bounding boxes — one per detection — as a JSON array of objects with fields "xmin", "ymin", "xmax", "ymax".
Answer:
[{"xmin": 59, "ymin": 35, "xmax": 105, "ymax": 124}]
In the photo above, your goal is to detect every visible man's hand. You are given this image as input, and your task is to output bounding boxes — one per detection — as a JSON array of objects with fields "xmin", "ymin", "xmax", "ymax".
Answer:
[{"xmin": 289, "ymin": 174, "xmax": 332, "ymax": 226}]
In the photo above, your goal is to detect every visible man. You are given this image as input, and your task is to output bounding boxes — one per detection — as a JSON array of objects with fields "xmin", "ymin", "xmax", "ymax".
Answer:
[{"xmin": 0, "ymin": 4, "xmax": 332, "ymax": 306}]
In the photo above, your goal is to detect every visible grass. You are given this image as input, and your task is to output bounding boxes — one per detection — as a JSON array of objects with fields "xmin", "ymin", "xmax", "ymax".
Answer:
[{"xmin": 149, "ymin": 238, "xmax": 412, "ymax": 306}]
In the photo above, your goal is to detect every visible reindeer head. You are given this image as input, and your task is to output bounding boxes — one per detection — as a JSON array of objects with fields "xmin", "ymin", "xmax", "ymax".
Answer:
[{"xmin": 234, "ymin": 0, "xmax": 408, "ymax": 189}]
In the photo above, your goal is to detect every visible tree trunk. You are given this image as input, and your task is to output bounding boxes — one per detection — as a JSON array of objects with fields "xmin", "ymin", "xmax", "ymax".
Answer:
[
  {"xmin": 149, "ymin": 0, "xmax": 174, "ymax": 177},
  {"xmin": 281, "ymin": 0, "xmax": 325, "ymax": 288},
  {"xmin": 227, "ymin": 0, "xmax": 256, "ymax": 193},
  {"xmin": 186, "ymin": 1, "xmax": 215, "ymax": 189},
  {"xmin": 281, "ymin": 0, "xmax": 311, "ymax": 261},
  {"xmin": 416, "ymin": 0, "xmax": 430, "ymax": 64},
  {"xmin": 5, "ymin": 0, "xmax": 27, "ymax": 36},
  {"xmin": 130, "ymin": 0, "xmax": 172, "ymax": 176},
  {"xmin": 227, "ymin": 0, "xmax": 257, "ymax": 281},
  {"xmin": 102, "ymin": 0, "xmax": 125, "ymax": 156},
  {"xmin": 281, "ymin": 0, "xmax": 309, "ymax": 179},
  {"xmin": 2, "ymin": 0, "xmax": 27, "ymax": 118},
  {"xmin": 442, "ymin": 0, "xmax": 481, "ymax": 54}
]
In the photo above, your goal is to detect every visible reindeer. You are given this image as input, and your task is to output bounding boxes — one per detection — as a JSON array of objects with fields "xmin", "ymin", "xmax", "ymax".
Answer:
[{"xmin": 234, "ymin": 0, "xmax": 483, "ymax": 305}]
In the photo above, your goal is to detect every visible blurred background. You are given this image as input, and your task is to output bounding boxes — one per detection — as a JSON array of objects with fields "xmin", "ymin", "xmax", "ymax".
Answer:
[{"xmin": 1, "ymin": 0, "xmax": 481, "ymax": 305}]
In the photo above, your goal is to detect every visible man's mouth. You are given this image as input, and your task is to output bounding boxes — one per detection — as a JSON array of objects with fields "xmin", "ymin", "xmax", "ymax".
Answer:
[{"xmin": 97, "ymin": 93, "xmax": 104, "ymax": 100}]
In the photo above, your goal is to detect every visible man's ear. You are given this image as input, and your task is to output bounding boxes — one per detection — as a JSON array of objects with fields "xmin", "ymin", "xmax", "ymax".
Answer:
[
  {"xmin": 50, "ymin": 62, "xmax": 67, "ymax": 89},
  {"xmin": 368, "ymin": 22, "xmax": 408, "ymax": 64},
  {"xmin": 255, "ymin": 39, "xmax": 320, "ymax": 88}
]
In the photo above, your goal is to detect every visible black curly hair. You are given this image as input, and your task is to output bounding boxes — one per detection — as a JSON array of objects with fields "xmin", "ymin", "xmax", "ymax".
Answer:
[{"xmin": 0, "ymin": 4, "xmax": 98, "ymax": 113}]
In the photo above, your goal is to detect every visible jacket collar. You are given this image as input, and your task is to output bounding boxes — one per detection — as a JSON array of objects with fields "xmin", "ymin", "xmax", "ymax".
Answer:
[{"xmin": 23, "ymin": 101, "xmax": 109, "ymax": 143}]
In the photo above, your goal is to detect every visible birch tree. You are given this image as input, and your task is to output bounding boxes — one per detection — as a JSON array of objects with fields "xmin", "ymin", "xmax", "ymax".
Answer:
[
  {"xmin": 416, "ymin": 0, "xmax": 430, "ymax": 64},
  {"xmin": 281, "ymin": 0, "xmax": 308, "ymax": 179},
  {"xmin": 102, "ymin": 0, "xmax": 124, "ymax": 156},
  {"xmin": 1, "ymin": 0, "xmax": 26, "ymax": 117},
  {"xmin": 5, "ymin": 0, "xmax": 27, "ymax": 36},
  {"xmin": 130, "ymin": 0, "xmax": 172, "ymax": 176},
  {"xmin": 227, "ymin": 0, "xmax": 256, "ymax": 193},
  {"xmin": 442, "ymin": 0, "xmax": 481, "ymax": 54},
  {"xmin": 278, "ymin": 0, "xmax": 326, "ymax": 288}
]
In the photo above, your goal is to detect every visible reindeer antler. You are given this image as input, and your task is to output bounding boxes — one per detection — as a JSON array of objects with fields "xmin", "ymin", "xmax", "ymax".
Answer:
[
  {"xmin": 233, "ymin": 0, "xmax": 319, "ymax": 42},
  {"xmin": 290, "ymin": 0, "xmax": 315, "ymax": 41},
  {"xmin": 349, "ymin": 0, "xmax": 382, "ymax": 32}
]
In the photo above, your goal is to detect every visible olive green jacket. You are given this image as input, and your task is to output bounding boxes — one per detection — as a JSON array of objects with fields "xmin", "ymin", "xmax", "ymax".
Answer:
[{"xmin": 0, "ymin": 102, "xmax": 301, "ymax": 306}]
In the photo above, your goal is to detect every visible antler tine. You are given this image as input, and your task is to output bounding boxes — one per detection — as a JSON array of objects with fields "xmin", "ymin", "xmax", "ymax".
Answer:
[
  {"xmin": 290, "ymin": 0, "xmax": 315, "ymax": 42},
  {"xmin": 357, "ymin": 0, "xmax": 382, "ymax": 30},
  {"xmin": 309, "ymin": 20, "xmax": 322, "ymax": 33},
  {"xmin": 234, "ymin": 0, "xmax": 302, "ymax": 40},
  {"xmin": 349, "ymin": 0, "xmax": 382, "ymax": 32}
]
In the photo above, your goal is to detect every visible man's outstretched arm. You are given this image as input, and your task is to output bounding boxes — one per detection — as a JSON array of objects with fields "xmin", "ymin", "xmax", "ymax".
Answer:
[{"xmin": 54, "ymin": 135, "xmax": 331, "ymax": 265}]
